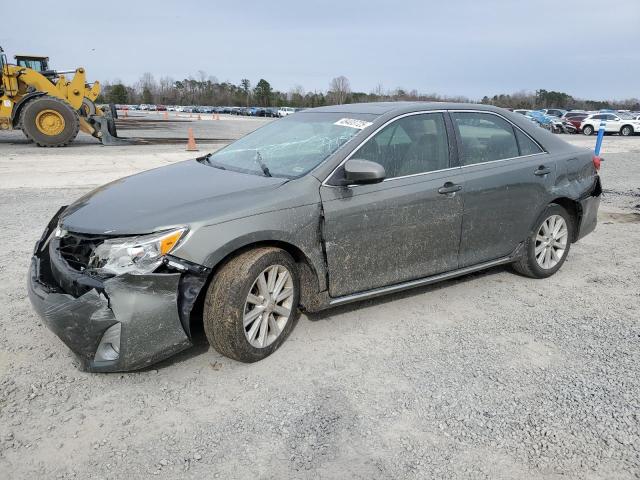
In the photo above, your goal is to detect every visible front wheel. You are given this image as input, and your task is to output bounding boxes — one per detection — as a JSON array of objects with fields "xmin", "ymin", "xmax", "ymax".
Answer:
[
  {"xmin": 512, "ymin": 204, "xmax": 573, "ymax": 279},
  {"xmin": 620, "ymin": 125, "xmax": 633, "ymax": 136},
  {"xmin": 582, "ymin": 125, "xmax": 594, "ymax": 136},
  {"xmin": 203, "ymin": 247, "xmax": 300, "ymax": 362}
]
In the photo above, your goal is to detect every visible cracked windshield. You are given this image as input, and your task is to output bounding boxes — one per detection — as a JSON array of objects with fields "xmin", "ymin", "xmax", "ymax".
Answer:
[{"xmin": 204, "ymin": 112, "xmax": 377, "ymax": 178}]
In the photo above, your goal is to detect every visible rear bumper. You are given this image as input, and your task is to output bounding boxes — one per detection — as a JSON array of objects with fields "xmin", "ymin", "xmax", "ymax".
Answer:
[
  {"xmin": 27, "ymin": 210, "xmax": 208, "ymax": 373},
  {"xmin": 576, "ymin": 176, "xmax": 602, "ymax": 241}
]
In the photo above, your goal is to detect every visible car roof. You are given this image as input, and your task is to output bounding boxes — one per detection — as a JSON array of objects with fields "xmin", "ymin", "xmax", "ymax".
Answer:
[{"xmin": 303, "ymin": 101, "xmax": 518, "ymax": 116}]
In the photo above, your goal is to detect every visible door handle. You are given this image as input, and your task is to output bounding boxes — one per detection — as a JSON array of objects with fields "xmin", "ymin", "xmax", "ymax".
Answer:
[
  {"xmin": 438, "ymin": 182, "xmax": 462, "ymax": 194},
  {"xmin": 534, "ymin": 166, "xmax": 551, "ymax": 176}
]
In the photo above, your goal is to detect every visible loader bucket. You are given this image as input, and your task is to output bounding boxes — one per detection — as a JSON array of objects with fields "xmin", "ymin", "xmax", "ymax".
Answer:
[{"xmin": 85, "ymin": 114, "xmax": 132, "ymax": 146}]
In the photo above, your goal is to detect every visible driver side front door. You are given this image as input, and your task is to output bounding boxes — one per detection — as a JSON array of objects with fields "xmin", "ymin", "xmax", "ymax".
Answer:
[{"xmin": 320, "ymin": 112, "xmax": 464, "ymax": 298}]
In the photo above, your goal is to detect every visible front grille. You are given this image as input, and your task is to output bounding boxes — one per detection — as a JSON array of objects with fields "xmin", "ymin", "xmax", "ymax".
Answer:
[{"xmin": 58, "ymin": 232, "xmax": 112, "ymax": 272}]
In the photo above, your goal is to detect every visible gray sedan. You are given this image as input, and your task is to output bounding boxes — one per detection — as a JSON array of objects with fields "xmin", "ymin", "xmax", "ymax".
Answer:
[{"xmin": 28, "ymin": 102, "xmax": 602, "ymax": 371}]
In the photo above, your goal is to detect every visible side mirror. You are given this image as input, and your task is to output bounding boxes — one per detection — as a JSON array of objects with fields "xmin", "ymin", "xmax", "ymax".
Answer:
[{"xmin": 343, "ymin": 159, "xmax": 386, "ymax": 185}]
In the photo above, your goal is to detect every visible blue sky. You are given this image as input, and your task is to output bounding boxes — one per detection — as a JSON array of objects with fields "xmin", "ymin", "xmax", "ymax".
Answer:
[{"xmin": 2, "ymin": 0, "xmax": 639, "ymax": 100}]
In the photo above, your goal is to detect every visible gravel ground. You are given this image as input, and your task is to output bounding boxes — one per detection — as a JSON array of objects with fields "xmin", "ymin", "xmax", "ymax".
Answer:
[{"xmin": 0, "ymin": 122, "xmax": 639, "ymax": 479}]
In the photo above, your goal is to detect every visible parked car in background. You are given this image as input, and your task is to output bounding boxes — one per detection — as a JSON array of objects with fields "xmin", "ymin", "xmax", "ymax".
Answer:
[
  {"xmin": 541, "ymin": 108, "xmax": 567, "ymax": 118},
  {"xmin": 561, "ymin": 111, "xmax": 587, "ymax": 119},
  {"xmin": 28, "ymin": 103, "xmax": 602, "ymax": 371},
  {"xmin": 580, "ymin": 112, "xmax": 640, "ymax": 136},
  {"xmin": 278, "ymin": 106, "xmax": 295, "ymax": 117},
  {"xmin": 525, "ymin": 111, "xmax": 576, "ymax": 134},
  {"xmin": 525, "ymin": 111, "xmax": 555, "ymax": 130},
  {"xmin": 156, "ymin": 105, "xmax": 167, "ymax": 111},
  {"xmin": 566, "ymin": 114, "xmax": 589, "ymax": 132}
]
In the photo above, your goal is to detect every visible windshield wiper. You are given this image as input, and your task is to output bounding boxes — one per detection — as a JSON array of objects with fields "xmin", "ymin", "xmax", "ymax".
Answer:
[
  {"xmin": 254, "ymin": 150, "xmax": 272, "ymax": 177},
  {"xmin": 200, "ymin": 153, "xmax": 226, "ymax": 170}
]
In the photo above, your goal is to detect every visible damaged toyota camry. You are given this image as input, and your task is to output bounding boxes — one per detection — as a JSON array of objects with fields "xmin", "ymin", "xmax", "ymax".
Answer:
[{"xmin": 28, "ymin": 102, "xmax": 602, "ymax": 372}]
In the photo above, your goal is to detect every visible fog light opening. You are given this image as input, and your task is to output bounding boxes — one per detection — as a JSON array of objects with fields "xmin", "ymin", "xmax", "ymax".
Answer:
[{"xmin": 94, "ymin": 323, "xmax": 121, "ymax": 362}]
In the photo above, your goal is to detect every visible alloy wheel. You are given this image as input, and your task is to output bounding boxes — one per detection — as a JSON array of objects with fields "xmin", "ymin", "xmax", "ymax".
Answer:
[
  {"xmin": 243, "ymin": 265, "xmax": 294, "ymax": 348},
  {"xmin": 535, "ymin": 215, "xmax": 568, "ymax": 269}
]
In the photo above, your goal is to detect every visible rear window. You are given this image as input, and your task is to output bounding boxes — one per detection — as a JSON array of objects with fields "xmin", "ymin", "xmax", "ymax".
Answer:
[
  {"xmin": 451, "ymin": 112, "xmax": 519, "ymax": 165},
  {"xmin": 515, "ymin": 129, "xmax": 543, "ymax": 156}
]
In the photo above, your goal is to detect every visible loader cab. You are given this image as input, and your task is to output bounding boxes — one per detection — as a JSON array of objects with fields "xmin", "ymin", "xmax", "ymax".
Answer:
[{"xmin": 14, "ymin": 55, "xmax": 49, "ymax": 73}]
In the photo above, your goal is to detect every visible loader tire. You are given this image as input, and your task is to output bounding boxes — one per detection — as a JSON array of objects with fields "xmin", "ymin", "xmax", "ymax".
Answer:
[{"xmin": 20, "ymin": 96, "xmax": 80, "ymax": 147}]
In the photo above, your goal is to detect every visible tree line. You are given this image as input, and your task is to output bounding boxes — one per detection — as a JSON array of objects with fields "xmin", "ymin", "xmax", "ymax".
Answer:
[{"xmin": 97, "ymin": 73, "xmax": 640, "ymax": 111}]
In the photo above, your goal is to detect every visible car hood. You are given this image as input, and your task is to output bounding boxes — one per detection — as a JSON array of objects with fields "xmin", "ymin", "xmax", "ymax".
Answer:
[{"xmin": 60, "ymin": 159, "xmax": 288, "ymax": 235}]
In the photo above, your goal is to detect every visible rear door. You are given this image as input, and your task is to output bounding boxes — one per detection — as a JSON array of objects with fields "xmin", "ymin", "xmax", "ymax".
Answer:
[
  {"xmin": 320, "ymin": 112, "xmax": 464, "ymax": 298},
  {"xmin": 606, "ymin": 114, "xmax": 622, "ymax": 132},
  {"xmin": 450, "ymin": 111, "xmax": 555, "ymax": 267}
]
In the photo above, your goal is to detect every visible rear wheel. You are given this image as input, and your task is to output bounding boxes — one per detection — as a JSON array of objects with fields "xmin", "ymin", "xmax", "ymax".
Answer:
[
  {"xmin": 620, "ymin": 125, "xmax": 633, "ymax": 136},
  {"xmin": 203, "ymin": 247, "xmax": 300, "ymax": 362},
  {"xmin": 20, "ymin": 96, "xmax": 79, "ymax": 147},
  {"xmin": 582, "ymin": 125, "xmax": 594, "ymax": 136},
  {"xmin": 512, "ymin": 204, "xmax": 573, "ymax": 279}
]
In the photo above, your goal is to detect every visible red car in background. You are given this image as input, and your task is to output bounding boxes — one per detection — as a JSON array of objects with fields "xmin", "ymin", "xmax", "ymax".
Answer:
[
  {"xmin": 156, "ymin": 105, "xmax": 167, "ymax": 111},
  {"xmin": 566, "ymin": 114, "xmax": 588, "ymax": 132}
]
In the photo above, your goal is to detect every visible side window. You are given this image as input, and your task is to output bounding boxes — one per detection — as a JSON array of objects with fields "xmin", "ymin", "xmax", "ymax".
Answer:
[
  {"xmin": 606, "ymin": 114, "xmax": 618, "ymax": 121},
  {"xmin": 591, "ymin": 114, "xmax": 604, "ymax": 120},
  {"xmin": 356, "ymin": 113, "xmax": 449, "ymax": 178},
  {"xmin": 515, "ymin": 129, "xmax": 543, "ymax": 156},
  {"xmin": 451, "ymin": 112, "xmax": 519, "ymax": 165}
]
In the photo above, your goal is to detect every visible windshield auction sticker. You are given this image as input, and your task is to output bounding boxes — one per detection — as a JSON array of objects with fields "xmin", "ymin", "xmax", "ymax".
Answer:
[{"xmin": 334, "ymin": 118, "xmax": 373, "ymax": 129}]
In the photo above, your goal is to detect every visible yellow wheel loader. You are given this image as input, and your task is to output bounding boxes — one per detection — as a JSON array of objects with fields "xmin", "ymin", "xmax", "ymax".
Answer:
[{"xmin": 0, "ymin": 46, "xmax": 121, "ymax": 147}]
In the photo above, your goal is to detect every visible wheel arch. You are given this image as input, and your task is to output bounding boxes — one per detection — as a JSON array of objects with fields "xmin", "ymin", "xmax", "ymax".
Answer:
[
  {"xmin": 620, "ymin": 124, "xmax": 634, "ymax": 134},
  {"xmin": 187, "ymin": 238, "xmax": 323, "ymax": 335},
  {"xmin": 11, "ymin": 91, "xmax": 46, "ymax": 127},
  {"xmin": 548, "ymin": 197, "xmax": 582, "ymax": 242}
]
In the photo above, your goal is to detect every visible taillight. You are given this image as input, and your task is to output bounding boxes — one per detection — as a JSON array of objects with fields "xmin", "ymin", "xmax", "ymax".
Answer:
[{"xmin": 592, "ymin": 155, "xmax": 601, "ymax": 171}]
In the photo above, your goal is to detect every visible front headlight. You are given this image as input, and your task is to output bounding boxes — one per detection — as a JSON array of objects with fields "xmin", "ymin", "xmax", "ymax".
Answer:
[{"xmin": 88, "ymin": 227, "xmax": 186, "ymax": 275}]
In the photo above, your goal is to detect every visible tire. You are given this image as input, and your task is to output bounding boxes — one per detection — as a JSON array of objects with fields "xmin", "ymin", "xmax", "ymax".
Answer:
[
  {"xmin": 582, "ymin": 125, "xmax": 594, "ymax": 136},
  {"xmin": 203, "ymin": 247, "xmax": 300, "ymax": 362},
  {"xmin": 620, "ymin": 125, "xmax": 633, "ymax": 136},
  {"xmin": 512, "ymin": 204, "xmax": 573, "ymax": 279},
  {"xmin": 20, "ymin": 96, "xmax": 80, "ymax": 147}
]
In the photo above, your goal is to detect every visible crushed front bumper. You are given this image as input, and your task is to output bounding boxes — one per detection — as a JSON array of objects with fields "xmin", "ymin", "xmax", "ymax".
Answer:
[{"xmin": 27, "ymin": 209, "xmax": 208, "ymax": 372}]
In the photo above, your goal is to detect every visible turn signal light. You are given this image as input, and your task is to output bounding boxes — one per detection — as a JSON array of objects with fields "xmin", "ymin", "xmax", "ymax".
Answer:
[{"xmin": 159, "ymin": 230, "xmax": 185, "ymax": 255}]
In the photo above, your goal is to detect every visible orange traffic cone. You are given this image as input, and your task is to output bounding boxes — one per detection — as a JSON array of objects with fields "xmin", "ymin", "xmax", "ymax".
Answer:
[
  {"xmin": 163, "ymin": 111, "xmax": 169, "ymax": 120},
  {"xmin": 186, "ymin": 127, "xmax": 198, "ymax": 151}
]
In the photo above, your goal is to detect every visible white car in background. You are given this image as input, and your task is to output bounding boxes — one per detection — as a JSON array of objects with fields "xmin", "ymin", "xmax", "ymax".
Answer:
[
  {"xmin": 580, "ymin": 112, "xmax": 640, "ymax": 136},
  {"xmin": 277, "ymin": 107, "xmax": 295, "ymax": 117}
]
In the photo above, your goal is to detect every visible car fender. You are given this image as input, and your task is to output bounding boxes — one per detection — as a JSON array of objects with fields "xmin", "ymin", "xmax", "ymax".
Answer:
[{"xmin": 171, "ymin": 203, "xmax": 328, "ymax": 293}]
